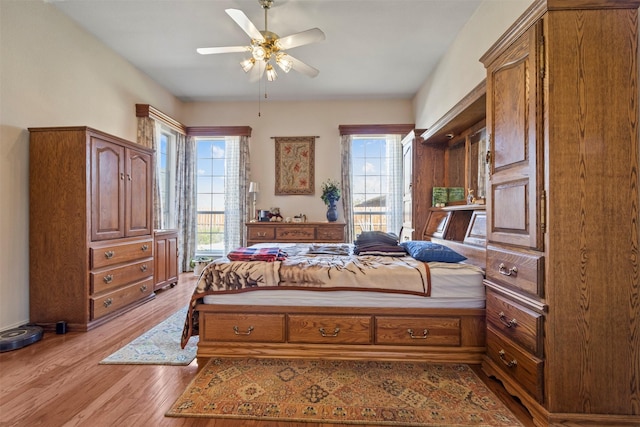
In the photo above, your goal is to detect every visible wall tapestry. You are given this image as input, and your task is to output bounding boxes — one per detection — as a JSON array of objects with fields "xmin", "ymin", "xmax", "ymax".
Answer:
[{"xmin": 274, "ymin": 136, "xmax": 315, "ymax": 195}]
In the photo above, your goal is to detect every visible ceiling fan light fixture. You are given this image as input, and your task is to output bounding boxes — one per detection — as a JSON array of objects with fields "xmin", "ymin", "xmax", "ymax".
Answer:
[
  {"xmin": 266, "ymin": 63, "xmax": 277, "ymax": 81},
  {"xmin": 276, "ymin": 53, "xmax": 293, "ymax": 73},
  {"xmin": 240, "ymin": 58, "xmax": 255, "ymax": 72},
  {"xmin": 252, "ymin": 44, "xmax": 267, "ymax": 61}
]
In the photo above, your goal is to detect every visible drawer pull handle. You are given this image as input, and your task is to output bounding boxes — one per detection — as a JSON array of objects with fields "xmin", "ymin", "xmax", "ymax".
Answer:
[
  {"xmin": 103, "ymin": 274, "xmax": 113, "ymax": 284},
  {"xmin": 498, "ymin": 312, "xmax": 518, "ymax": 328},
  {"xmin": 233, "ymin": 325, "xmax": 254, "ymax": 335},
  {"xmin": 498, "ymin": 349, "xmax": 518, "ymax": 368},
  {"xmin": 498, "ymin": 263, "xmax": 518, "ymax": 277},
  {"xmin": 257, "ymin": 232, "xmax": 267, "ymax": 237},
  {"xmin": 140, "ymin": 284, "xmax": 147, "ymax": 292},
  {"xmin": 140, "ymin": 264, "xmax": 148, "ymax": 272},
  {"xmin": 319, "ymin": 327, "xmax": 340, "ymax": 337},
  {"xmin": 103, "ymin": 298, "xmax": 113, "ymax": 308},
  {"xmin": 407, "ymin": 328, "xmax": 429, "ymax": 339},
  {"xmin": 141, "ymin": 244, "xmax": 149, "ymax": 251},
  {"xmin": 104, "ymin": 250, "xmax": 115, "ymax": 259}
]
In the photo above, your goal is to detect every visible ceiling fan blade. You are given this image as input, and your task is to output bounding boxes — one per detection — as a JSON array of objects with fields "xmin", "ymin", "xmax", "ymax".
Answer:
[
  {"xmin": 197, "ymin": 46, "xmax": 249, "ymax": 55},
  {"xmin": 288, "ymin": 55, "xmax": 320, "ymax": 78},
  {"xmin": 276, "ymin": 28, "xmax": 325, "ymax": 50},
  {"xmin": 225, "ymin": 9, "xmax": 265, "ymax": 42}
]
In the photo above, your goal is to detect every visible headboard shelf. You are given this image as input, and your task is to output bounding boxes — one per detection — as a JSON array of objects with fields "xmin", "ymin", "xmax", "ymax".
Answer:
[
  {"xmin": 414, "ymin": 81, "xmax": 488, "ymax": 270},
  {"xmin": 420, "ymin": 80, "xmax": 486, "ymax": 145}
]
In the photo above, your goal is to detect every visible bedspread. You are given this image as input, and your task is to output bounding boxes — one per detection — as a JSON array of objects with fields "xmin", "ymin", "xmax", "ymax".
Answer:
[{"xmin": 181, "ymin": 243, "xmax": 431, "ymax": 348}]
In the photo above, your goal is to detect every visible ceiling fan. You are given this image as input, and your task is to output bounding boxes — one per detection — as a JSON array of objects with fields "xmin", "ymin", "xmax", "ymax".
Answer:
[{"xmin": 197, "ymin": 0, "xmax": 325, "ymax": 82}]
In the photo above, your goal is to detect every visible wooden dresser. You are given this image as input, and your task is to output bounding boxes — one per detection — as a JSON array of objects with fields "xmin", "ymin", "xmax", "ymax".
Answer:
[
  {"xmin": 29, "ymin": 127, "xmax": 155, "ymax": 331},
  {"xmin": 246, "ymin": 222, "xmax": 346, "ymax": 246},
  {"xmin": 480, "ymin": 1, "xmax": 640, "ymax": 425},
  {"xmin": 153, "ymin": 229, "xmax": 178, "ymax": 291}
]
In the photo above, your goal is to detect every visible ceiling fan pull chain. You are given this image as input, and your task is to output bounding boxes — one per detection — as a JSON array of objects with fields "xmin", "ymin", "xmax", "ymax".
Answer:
[{"xmin": 258, "ymin": 71, "xmax": 261, "ymax": 117}]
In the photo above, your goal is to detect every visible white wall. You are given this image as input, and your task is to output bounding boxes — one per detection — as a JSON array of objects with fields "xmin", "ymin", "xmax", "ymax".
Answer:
[
  {"xmin": 413, "ymin": 0, "xmax": 533, "ymax": 129},
  {"xmin": 0, "ymin": 0, "xmax": 183, "ymax": 330},
  {"xmin": 182, "ymin": 99, "xmax": 413, "ymax": 222}
]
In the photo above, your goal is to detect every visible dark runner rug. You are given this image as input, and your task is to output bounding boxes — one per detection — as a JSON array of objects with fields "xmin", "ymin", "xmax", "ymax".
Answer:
[{"xmin": 166, "ymin": 358, "xmax": 523, "ymax": 426}]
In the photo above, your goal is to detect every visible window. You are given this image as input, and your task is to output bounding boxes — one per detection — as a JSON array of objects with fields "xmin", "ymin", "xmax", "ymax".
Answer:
[
  {"xmin": 351, "ymin": 135, "xmax": 403, "ymax": 239},
  {"xmin": 195, "ymin": 137, "xmax": 227, "ymax": 255},
  {"xmin": 157, "ymin": 129, "xmax": 176, "ymax": 229}
]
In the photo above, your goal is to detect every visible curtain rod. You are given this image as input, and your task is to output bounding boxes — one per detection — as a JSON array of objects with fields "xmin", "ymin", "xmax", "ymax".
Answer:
[{"xmin": 270, "ymin": 136, "xmax": 319, "ymax": 139}]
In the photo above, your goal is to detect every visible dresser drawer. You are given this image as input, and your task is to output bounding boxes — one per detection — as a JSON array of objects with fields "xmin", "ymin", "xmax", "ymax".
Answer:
[
  {"xmin": 247, "ymin": 226, "xmax": 276, "ymax": 241},
  {"xmin": 276, "ymin": 227, "xmax": 315, "ymax": 241},
  {"xmin": 90, "ymin": 258, "xmax": 154, "ymax": 294},
  {"xmin": 486, "ymin": 327, "xmax": 544, "ymax": 402},
  {"xmin": 288, "ymin": 314, "xmax": 371, "ymax": 344},
  {"xmin": 201, "ymin": 313, "xmax": 285, "ymax": 343},
  {"xmin": 91, "ymin": 239, "xmax": 153, "ymax": 269},
  {"xmin": 486, "ymin": 289, "xmax": 543, "ymax": 356},
  {"xmin": 316, "ymin": 226, "xmax": 345, "ymax": 242},
  {"xmin": 486, "ymin": 246, "xmax": 544, "ymax": 297},
  {"xmin": 375, "ymin": 316, "xmax": 461, "ymax": 346},
  {"xmin": 91, "ymin": 278, "xmax": 153, "ymax": 320}
]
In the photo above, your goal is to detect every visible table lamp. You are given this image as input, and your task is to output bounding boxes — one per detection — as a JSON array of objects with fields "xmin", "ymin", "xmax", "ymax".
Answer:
[{"xmin": 249, "ymin": 182, "xmax": 259, "ymax": 221}]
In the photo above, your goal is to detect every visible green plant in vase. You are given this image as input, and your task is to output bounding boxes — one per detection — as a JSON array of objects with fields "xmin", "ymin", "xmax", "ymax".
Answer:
[{"xmin": 321, "ymin": 179, "xmax": 341, "ymax": 222}]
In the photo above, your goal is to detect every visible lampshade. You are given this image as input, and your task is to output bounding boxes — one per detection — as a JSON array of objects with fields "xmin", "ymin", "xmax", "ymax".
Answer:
[
  {"xmin": 266, "ymin": 64, "xmax": 277, "ymax": 82},
  {"xmin": 276, "ymin": 53, "xmax": 293, "ymax": 73},
  {"xmin": 240, "ymin": 58, "xmax": 255, "ymax": 73},
  {"xmin": 252, "ymin": 45, "xmax": 267, "ymax": 61},
  {"xmin": 249, "ymin": 182, "xmax": 260, "ymax": 193}
]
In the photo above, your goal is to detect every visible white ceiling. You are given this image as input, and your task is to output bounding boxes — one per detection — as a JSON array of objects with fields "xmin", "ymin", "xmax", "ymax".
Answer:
[{"xmin": 49, "ymin": 0, "xmax": 484, "ymax": 102}]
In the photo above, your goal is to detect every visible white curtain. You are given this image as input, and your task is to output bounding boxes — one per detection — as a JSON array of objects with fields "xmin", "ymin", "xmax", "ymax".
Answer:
[
  {"xmin": 175, "ymin": 134, "xmax": 196, "ymax": 272},
  {"xmin": 223, "ymin": 135, "xmax": 250, "ymax": 253},
  {"xmin": 239, "ymin": 135, "xmax": 250, "ymax": 244},
  {"xmin": 385, "ymin": 133, "xmax": 403, "ymax": 237},
  {"xmin": 136, "ymin": 116, "xmax": 162, "ymax": 230},
  {"xmin": 340, "ymin": 134, "xmax": 354, "ymax": 242}
]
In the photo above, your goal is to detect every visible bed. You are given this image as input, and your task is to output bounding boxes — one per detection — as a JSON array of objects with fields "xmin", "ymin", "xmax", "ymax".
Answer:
[{"xmin": 182, "ymin": 242, "xmax": 487, "ymax": 363}]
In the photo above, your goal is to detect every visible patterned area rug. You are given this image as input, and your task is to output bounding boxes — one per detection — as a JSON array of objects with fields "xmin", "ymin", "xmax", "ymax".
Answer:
[
  {"xmin": 100, "ymin": 306, "xmax": 198, "ymax": 365},
  {"xmin": 166, "ymin": 358, "xmax": 523, "ymax": 426}
]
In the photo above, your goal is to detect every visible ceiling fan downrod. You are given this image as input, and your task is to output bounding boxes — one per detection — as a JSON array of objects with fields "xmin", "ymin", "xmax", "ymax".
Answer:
[{"xmin": 259, "ymin": 0, "xmax": 273, "ymax": 32}]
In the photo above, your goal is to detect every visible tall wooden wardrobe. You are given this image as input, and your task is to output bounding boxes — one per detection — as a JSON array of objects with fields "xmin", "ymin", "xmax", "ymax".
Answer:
[
  {"xmin": 480, "ymin": 0, "xmax": 639, "ymax": 425},
  {"xmin": 29, "ymin": 127, "xmax": 155, "ymax": 331}
]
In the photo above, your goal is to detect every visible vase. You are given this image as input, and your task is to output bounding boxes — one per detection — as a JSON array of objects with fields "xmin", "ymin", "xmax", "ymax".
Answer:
[{"xmin": 326, "ymin": 197, "xmax": 338, "ymax": 222}]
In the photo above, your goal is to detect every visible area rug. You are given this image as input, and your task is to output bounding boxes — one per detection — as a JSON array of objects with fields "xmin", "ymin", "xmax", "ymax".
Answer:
[
  {"xmin": 166, "ymin": 358, "xmax": 523, "ymax": 426},
  {"xmin": 100, "ymin": 306, "xmax": 198, "ymax": 365}
]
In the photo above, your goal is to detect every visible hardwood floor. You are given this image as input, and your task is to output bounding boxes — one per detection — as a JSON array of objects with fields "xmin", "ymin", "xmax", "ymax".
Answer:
[{"xmin": 0, "ymin": 273, "xmax": 534, "ymax": 427}]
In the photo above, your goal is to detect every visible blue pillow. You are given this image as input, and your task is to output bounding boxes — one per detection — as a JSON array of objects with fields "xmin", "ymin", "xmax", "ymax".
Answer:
[{"xmin": 399, "ymin": 241, "xmax": 467, "ymax": 263}]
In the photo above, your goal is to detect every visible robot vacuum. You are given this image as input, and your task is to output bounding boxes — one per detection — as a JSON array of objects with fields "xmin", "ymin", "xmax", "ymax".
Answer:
[{"xmin": 0, "ymin": 325, "xmax": 43, "ymax": 352}]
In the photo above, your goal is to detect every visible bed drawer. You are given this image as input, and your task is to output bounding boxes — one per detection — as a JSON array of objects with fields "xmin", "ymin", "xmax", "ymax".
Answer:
[
  {"xmin": 288, "ymin": 314, "xmax": 372, "ymax": 344},
  {"xmin": 90, "ymin": 258, "xmax": 154, "ymax": 294},
  {"xmin": 201, "ymin": 313, "xmax": 285, "ymax": 343},
  {"xmin": 91, "ymin": 278, "xmax": 153, "ymax": 320},
  {"xmin": 375, "ymin": 316, "xmax": 461, "ymax": 346},
  {"xmin": 91, "ymin": 239, "xmax": 153, "ymax": 269},
  {"xmin": 486, "ymin": 326, "xmax": 544, "ymax": 403},
  {"xmin": 486, "ymin": 246, "xmax": 544, "ymax": 298},
  {"xmin": 486, "ymin": 289, "xmax": 543, "ymax": 356},
  {"xmin": 276, "ymin": 227, "xmax": 315, "ymax": 241}
]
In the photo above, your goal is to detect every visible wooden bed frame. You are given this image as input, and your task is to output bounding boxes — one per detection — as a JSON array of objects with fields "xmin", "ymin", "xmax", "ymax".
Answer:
[
  {"xmin": 194, "ymin": 222, "xmax": 487, "ymax": 364},
  {"xmin": 195, "ymin": 303, "xmax": 486, "ymax": 363}
]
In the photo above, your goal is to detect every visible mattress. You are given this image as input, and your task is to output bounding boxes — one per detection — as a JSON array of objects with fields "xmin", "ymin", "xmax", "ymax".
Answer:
[{"xmin": 202, "ymin": 261, "xmax": 486, "ymax": 309}]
